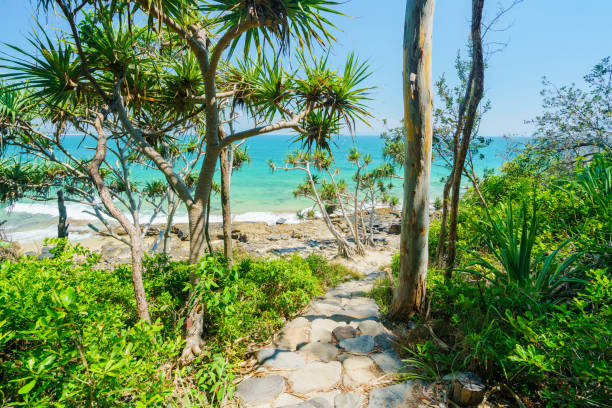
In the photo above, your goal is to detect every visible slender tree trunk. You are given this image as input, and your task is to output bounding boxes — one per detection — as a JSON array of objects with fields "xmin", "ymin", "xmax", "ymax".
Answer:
[
  {"xmin": 389, "ymin": 0, "xmax": 436, "ymax": 320},
  {"xmin": 219, "ymin": 130, "xmax": 233, "ymax": 266},
  {"xmin": 353, "ymin": 167, "xmax": 362, "ymax": 247},
  {"xmin": 435, "ymin": 175, "xmax": 453, "ymax": 265},
  {"xmin": 307, "ymin": 165, "xmax": 353, "ymax": 257},
  {"xmin": 91, "ymin": 112, "xmax": 150, "ymax": 323},
  {"xmin": 57, "ymin": 190, "xmax": 68, "ymax": 239},
  {"xmin": 328, "ymin": 169, "xmax": 364, "ymax": 255},
  {"xmin": 445, "ymin": 0, "xmax": 485, "ymax": 279}
]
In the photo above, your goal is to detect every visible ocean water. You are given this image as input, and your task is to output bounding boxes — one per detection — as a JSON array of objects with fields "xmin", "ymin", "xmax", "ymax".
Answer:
[{"xmin": 0, "ymin": 134, "xmax": 522, "ymax": 241}]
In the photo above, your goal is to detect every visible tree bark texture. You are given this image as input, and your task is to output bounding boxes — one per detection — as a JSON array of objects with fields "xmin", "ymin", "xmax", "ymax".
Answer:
[
  {"xmin": 57, "ymin": 190, "xmax": 68, "ymax": 239},
  {"xmin": 390, "ymin": 0, "xmax": 436, "ymax": 320},
  {"xmin": 435, "ymin": 175, "xmax": 453, "ymax": 265},
  {"xmin": 445, "ymin": 0, "xmax": 485, "ymax": 279}
]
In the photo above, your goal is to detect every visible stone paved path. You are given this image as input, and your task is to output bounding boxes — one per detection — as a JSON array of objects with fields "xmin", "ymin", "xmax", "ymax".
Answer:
[{"xmin": 232, "ymin": 272, "xmax": 430, "ymax": 408}]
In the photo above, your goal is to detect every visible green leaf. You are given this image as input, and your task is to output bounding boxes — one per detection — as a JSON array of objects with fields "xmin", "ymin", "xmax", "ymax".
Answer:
[{"xmin": 18, "ymin": 379, "xmax": 36, "ymax": 395}]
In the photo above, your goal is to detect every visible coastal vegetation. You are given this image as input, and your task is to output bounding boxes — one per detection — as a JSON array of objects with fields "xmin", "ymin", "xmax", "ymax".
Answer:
[{"xmin": 0, "ymin": 0, "xmax": 609, "ymax": 407}]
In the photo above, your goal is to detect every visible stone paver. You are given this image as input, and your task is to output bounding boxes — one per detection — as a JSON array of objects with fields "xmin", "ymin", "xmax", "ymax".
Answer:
[
  {"xmin": 338, "ymin": 335, "xmax": 375, "ymax": 354},
  {"xmin": 298, "ymin": 342, "xmax": 339, "ymax": 362},
  {"xmin": 288, "ymin": 361, "xmax": 342, "ymax": 394},
  {"xmin": 235, "ymin": 376, "xmax": 286, "ymax": 405},
  {"xmin": 234, "ymin": 271, "xmax": 415, "ymax": 408},
  {"xmin": 257, "ymin": 348, "xmax": 306, "ymax": 370}
]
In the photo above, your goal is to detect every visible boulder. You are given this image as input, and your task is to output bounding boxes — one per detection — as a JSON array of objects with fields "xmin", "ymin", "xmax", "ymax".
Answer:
[{"xmin": 235, "ymin": 376, "xmax": 285, "ymax": 405}]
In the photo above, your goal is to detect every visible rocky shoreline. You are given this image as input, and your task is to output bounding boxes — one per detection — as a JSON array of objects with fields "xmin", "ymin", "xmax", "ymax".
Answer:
[{"xmin": 19, "ymin": 208, "xmax": 404, "ymax": 269}]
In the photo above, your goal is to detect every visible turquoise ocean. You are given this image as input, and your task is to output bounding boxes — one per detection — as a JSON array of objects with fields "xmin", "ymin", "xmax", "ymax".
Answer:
[{"xmin": 0, "ymin": 135, "xmax": 523, "ymax": 242}]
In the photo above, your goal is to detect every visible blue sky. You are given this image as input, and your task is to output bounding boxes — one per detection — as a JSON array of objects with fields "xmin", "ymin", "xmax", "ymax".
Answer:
[{"xmin": 1, "ymin": 0, "xmax": 610, "ymax": 136}]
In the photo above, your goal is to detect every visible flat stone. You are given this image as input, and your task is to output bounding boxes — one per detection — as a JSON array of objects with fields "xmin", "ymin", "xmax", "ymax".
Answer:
[
  {"xmin": 257, "ymin": 348, "xmax": 306, "ymax": 369},
  {"xmin": 273, "ymin": 393, "xmax": 303, "ymax": 407},
  {"xmin": 277, "ymin": 397, "xmax": 330, "ymax": 408},
  {"xmin": 286, "ymin": 317, "xmax": 310, "ymax": 329},
  {"xmin": 275, "ymin": 327, "xmax": 310, "ymax": 350},
  {"xmin": 334, "ymin": 393, "xmax": 363, "ymax": 408},
  {"xmin": 298, "ymin": 342, "xmax": 339, "ymax": 362},
  {"xmin": 343, "ymin": 304, "xmax": 380, "ymax": 320},
  {"xmin": 308, "ymin": 302, "xmax": 342, "ymax": 316},
  {"xmin": 309, "ymin": 327, "xmax": 332, "ymax": 343},
  {"xmin": 311, "ymin": 319, "xmax": 345, "ymax": 332},
  {"xmin": 367, "ymin": 381, "xmax": 418, "ymax": 408},
  {"xmin": 332, "ymin": 326, "xmax": 357, "ymax": 342},
  {"xmin": 371, "ymin": 350, "xmax": 403, "ymax": 374},
  {"xmin": 339, "ymin": 335, "xmax": 375, "ymax": 354},
  {"xmin": 374, "ymin": 332, "xmax": 395, "ymax": 350},
  {"xmin": 235, "ymin": 376, "xmax": 286, "ymax": 405},
  {"xmin": 304, "ymin": 391, "xmax": 340, "ymax": 407},
  {"xmin": 288, "ymin": 362, "xmax": 342, "ymax": 394},
  {"xmin": 342, "ymin": 356, "xmax": 378, "ymax": 387},
  {"xmin": 357, "ymin": 320, "xmax": 385, "ymax": 337}
]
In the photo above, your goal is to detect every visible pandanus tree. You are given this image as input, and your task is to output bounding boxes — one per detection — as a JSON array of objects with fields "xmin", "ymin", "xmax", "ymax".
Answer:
[
  {"xmin": 0, "ymin": 10, "xmax": 209, "ymax": 323},
  {"xmin": 19, "ymin": 0, "xmax": 371, "ymax": 363}
]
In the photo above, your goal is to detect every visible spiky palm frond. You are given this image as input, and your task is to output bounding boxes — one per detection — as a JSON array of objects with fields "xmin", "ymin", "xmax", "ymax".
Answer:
[
  {"xmin": 200, "ymin": 0, "xmax": 343, "ymax": 55},
  {"xmin": 0, "ymin": 27, "xmax": 86, "ymax": 109}
]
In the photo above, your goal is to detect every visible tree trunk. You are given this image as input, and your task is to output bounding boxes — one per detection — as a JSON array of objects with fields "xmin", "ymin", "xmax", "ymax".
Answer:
[
  {"xmin": 307, "ymin": 165, "xmax": 353, "ymax": 257},
  {"xmin": 219, "ymin": 132, "xmax": 233, "ymax": 266},
  {"xmin": 389, "ymin": 0, "xmax": 436, "ymax": 320},
  {"xmin": 435, "ymin": 175, "xmax": 453, "ymax": 265},
  {"xmin": 445, "ymin": 0, "xmax": 485, "ymax": 279},
  {"xmin": 328, "ymin": 169, "xmax": 364, "ymax": 255},
  {"xmin": 91, "ymin": 112, "xmax": 150, "ymax": 323},
  {"xmin": 57, "ymin": 190, "xmax": 68, "ymax": 239}
]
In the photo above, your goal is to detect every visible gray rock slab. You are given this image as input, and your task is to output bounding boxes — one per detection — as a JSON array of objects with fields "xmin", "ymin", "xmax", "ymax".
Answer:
[
  {"xmin": 311, "ymin": 318, "xmax": 346, "ymax": 332},
  {"xmin": 309, "ymin": 327, "xmax": 332, "ymax": 343},
  {"xmin": 339, "ymin": 335, "xmax": 375, "ymax": 354},
  {"xmin": 357, "ymin": 320, "xmax": 385, "ymax": 337},
  {"xmin": 285, "ymin": 317, "xmax": 310, "ymax": 329},
  {"xmin": 298, "ymin": 342, "xmax": 339, "ymax": 362},
  {"xmin": 308, "ymin": 302, "xmax": 342, "ymax": 316},
  {"xmin": 273, "ymin": 393, "xmax": 303, "ymax": 407},
  {"xmin": 371, "ymin": 350, "xmax": 403, "ymax": 374},
  {"xmin": 334, "ymin": 393, "xmax": 364, "ymax": 408},
  {"xmin": 342, "ymin": 356, "xmax": 378, "ymax": 387},
  {"xmin": 257, "ymin": 348, "xmax": 306, "ymax": 370},
  {"xmin": 343, "ymin": 304, "xmax": 380, "ymax": 320},
  {"xmin": 235, "ymin": 376, "xmax": 286, "ymax": 405},
  {"xmin": 275, "ymin": 327, "xmax": 310, "ymax": 351},
  {"xmin": 367, "ymin": 381, "xmax": 417, "ymax": 408},
  {"xmin": 288, "ymin": 361, "xmax": 342, "ymax": 394},
  {"xmin": 374, "ymin": 332, "xmax": 395, "ymax": 350},
  {"xmin": 332, "ymin": 326, "xmax": 357, "ymax": 342}
]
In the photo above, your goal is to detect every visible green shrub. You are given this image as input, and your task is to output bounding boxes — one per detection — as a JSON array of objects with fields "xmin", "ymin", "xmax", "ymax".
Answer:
[{"xmin": 0, "ymin": 244, "xmax": 182, "ymax": 407}]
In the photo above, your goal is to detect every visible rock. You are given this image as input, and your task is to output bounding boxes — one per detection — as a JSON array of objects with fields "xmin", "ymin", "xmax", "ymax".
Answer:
[
  {"xmin": 334, "ymin": 393, "xmax": 363, "ymax": 408},
  {"xmin": 275, "ymin": 327, "xmax": 310, "ymax": 351},
  {"xmin": 298, "ymin": 342, "xmax": 339, "ymax": 362},
  {"xmin": 452, "ymin": 372, "xmax": 485, "ymax": 406},
  {"xmin": 309, "ymin": 327, "xmax": 332, "ymax": 343},
  {"xmin": 332, "ymin": 326, "xmax": 357, "ymax": 342},
  {"xmin": 277, "ymin": 397, "xmax": 330, "ymax": 408},
  {"xmin": 286, "ymin": 317, "xmax": 310, "ymax": 329},
  {"xmin": 367, "ymin": 381, "xmax": 418, "ymax": 408},
  {"xmin": 274, "ymin": 393, "xmax": 303, "ymax": 407},
  {"xmin": 357, "ymin": 320, "xmax": 385, "ymax": 337},
  {"xmin": 257, "ymin": 348, "xmax": 306, "ymax": 370},
  {"xmin": 343, "ymin": 304, "xmax": 380, "ymax": 320},
  {"xmin": 24, "ymin": 251, "xmax": 36, "ymax": 257},
  {"xmin": 308, "ymin": 302, "xmax": 342, "ymax": 316},
  {"xmin": 371, "ymin": 351, "xmax": 403, "ymax": 374},
  {"xmin": 268, "ymin": 233, "xmax": 290, "ymax": 241},
  {"xmin": 388, "ymin": 223, "xmax": 401, "ymax": 234},
  {"xmin": 342, "ymin": 356, "xmax": 377, "ymax": 386},
  {"xmin": 339, "ymin": 335, "xmax": 375, "ymax": 354},
  {"xmin": 235, "ymin": 376, "xmax": 286, "ymax": 405},
  {"xmin": 172, "ymin": 225, "xmax": 190, "ymax": 241},
  {"xmin": 37, "ymin": 246, "xmax": 54, "ymax": 260},
  {"xmin": 374, "ymin": 332, "xmax": 395, "ymax": 350},
  {"xmin": 288, "ymin": 361, "xmax": 342, "ymax": 394},
  {"xmin": 311, "ymin": 319, "xmax": 345, "ymax": 333},
  {"xmin": 276, "ymin": 217, "xmax": 287, "ymax": 225}
]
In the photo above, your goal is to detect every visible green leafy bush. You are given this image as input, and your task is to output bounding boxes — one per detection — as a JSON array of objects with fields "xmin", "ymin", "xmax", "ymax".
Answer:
[{"xmin": 0, "ymin": 244, "xmax": 352, "ymax": 406}]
